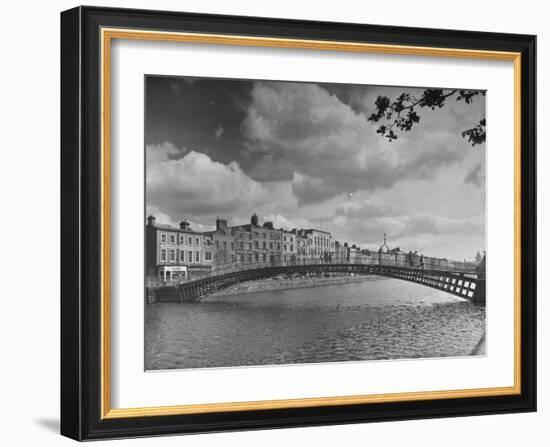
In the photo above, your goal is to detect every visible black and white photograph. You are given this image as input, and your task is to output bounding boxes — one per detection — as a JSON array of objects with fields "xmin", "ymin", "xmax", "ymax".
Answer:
[{"xmin": 144, "ymin": 75, "xmax": 487, "ymax": 371}]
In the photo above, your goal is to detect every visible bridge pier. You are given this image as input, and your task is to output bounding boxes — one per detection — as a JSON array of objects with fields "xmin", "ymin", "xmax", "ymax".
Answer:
[{"xmin": 472, "ymin": 280, "xmax": 486, "ymax": 305}]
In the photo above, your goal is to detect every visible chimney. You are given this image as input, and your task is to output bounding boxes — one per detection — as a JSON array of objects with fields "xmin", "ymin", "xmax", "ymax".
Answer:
[
  {"xmin": 179, "ymin": 220, "xmax": 190, "ymax": 231},
  {"xmin": 216, "ymin": 218, "xmax": 228, "ymax": 233},
  {"xmin": 250, "ymin": 213, "xmax": 259, "ymax": 226},
  {"xmin": 147, "ymin": 215, "xmax": 156, "ymax": 226}
]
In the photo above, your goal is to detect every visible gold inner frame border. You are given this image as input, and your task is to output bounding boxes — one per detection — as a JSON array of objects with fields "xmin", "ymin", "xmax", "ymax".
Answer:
[{"xmin": 100, "ymin": 27, "xmax": 522, "ymax": 419}]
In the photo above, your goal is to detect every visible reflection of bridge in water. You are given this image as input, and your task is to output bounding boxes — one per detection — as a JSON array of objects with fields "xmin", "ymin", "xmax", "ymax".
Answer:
[{"xmin": 147, "ymin": 257, "xmax": 485, "ymax": 305}]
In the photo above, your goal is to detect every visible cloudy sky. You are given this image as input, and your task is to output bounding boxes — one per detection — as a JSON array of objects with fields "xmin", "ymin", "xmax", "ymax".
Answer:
[{"xmin": 145, "ymin": 76, "xmax": 486, "ymax": 261}]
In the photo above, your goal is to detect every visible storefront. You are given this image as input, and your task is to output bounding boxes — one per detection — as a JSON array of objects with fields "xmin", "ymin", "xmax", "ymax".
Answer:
[{"xmin": 157, "ymin": 265, "xmax": 188, "ymax": 282}]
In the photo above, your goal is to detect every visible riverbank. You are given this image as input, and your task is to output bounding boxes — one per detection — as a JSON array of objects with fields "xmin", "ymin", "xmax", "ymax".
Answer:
[{"xmin": 210, "ymin": 274, "xmax": 385, "ymax": 297}]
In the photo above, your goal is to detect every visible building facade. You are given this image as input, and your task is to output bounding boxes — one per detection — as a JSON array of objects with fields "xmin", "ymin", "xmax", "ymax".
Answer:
[
  {"xmin": 202, "ymin": 218, "xmax": 236, "ymax": 270},
  {"xmin": 232, "ymin": 214, "xmax": 284, "ymax": 265},
  {"xmin": 334, "ymin": 240, "xmax": 348, "ymax": 262},
  {"xmin": 282, "ymin": 230, "xmax": 296, "ymax": 262},
  {"xmin": 145, "ymin": 216, "xmax": 210, "ymax": 282},
  {"xmin": 298, "ymin": 228, "xmax": 334, "ymax": 261}
]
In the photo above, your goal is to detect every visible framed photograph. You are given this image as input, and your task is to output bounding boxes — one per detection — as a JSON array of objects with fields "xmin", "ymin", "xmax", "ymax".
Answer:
[{"xmin": 61, "ymin": 6, "xmax": 536, "ymax": 441}]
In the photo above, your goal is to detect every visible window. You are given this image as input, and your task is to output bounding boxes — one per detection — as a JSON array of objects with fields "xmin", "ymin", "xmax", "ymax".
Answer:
[
  {"xmin": 188, "ymin": 251, "xmax": 193, "ymax": 263},
  {"xmin": 254, "ymin": 241, "xmax": 259, "ymax": 249},
  {"xmin": 188, "ymin": 237, "xmax": 192, "ymax": 245},
  {"xmin": 179, "ymin": 235, "xmax": 184, "ymax": 244},
  {"xmin": 231, "ymin": 254, "xmax": 235, "ymax": 262},
  {"xmin": 240, "ymin": 254, "xmax": 244, "ymax": 262},
  {"xmin": 269, "ymin": 242, "xmax": 273, "ymax": 249},
  {"xmin": 215, "ymin": 240, "xmax": 219, "ymax": 249},
  {"xmin": 263, "ymin": 241, "xmax": 266, "ymax": 249},
  {"xmin": 223, "ymin": 241, "xmax": 227, "ymax": 250},
  {"xmin": 169, "ymin": 250, "xmax": 175, "ymax": 262},
  {"xmin": 160, "ymin": 249, "xmax": 166, "ymax": 262},
  {"xmin": 170, "ymin": 234, "xmax": 175, "ymax": 244},
  {"xmin": 262, "ymin": 254, "xmax": 266, "ymax": 262},
  {"xmin": 230, "ymin": 242, "xmax": 234, "ymax": 250},
  {"xmin": 195, "ymin": 237, "xmax": 199, "ymax": 246},
  {"xmin": 248, "ymin": 234, "xmax": 252, "ymax": 240},
  {"xmin": 205, "ymin": 251, "xmax": 212, "ymax": 261},
  {"xmin": 240, "ymin": 242, "xmax": 243, "ymax": 249},
  {"xmin": 262, "ymin": 233, "xmax": 266, "ymax": 238},
  {"xmin": 277, "ymin": 243, "xmax": 281, "ymax": 250},
  {"xmin": 195, "ymin": 251, "xmax": 199, "ymax": 262},
  {"xmin": 161, "ymin": 233, "xmax": 166, "ymax": 243},
  {"xmin": 179, "ymin": 251, "xmax": 185, "ymax": 262},
  {"xmin": 255, "ymin": 253, "xmax": 259, "ymax": 262}
]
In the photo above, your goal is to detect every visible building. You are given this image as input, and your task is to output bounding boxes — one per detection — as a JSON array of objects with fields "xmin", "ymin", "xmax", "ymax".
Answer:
[
  {"xmin": 232, "ymin": 214, "xmax": 284, "ymax": 265},
  {"xmin": 358, "ymin": 247, "xmax": 376, "ymax": 264},
  {"xmin": 378, "ymin": 233, "xmax": 395, "ymax": 265},
  {"xmin": 334, "ymin": 240, "xmax": 348, "ymax": 262},
  {"xmin": 282, "ymin": 230, "xmax": 296, "ymax": 262},
  {"xmin": 298, "ymin": 228, "xmax": 334, "ymax": 261},
  {"xmin": 145, "ymin": 216, "xmax": 211, "ymax": 282},
  {"xmin": 345, "ymin": 243, "xmax": 358, "ymax": 263},
  {"xmin": 202, "ymin": 218, "xmax": 236, "ymax": 270},
  {"xmin": 289, "ymin": 229, "xmax": 308, "ymax": 263}
]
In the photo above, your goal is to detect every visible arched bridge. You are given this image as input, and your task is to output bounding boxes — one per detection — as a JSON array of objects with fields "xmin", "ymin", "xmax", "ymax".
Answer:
[{"xmin": 148, "ymin": 261, "xmax": 485, "ymax": 305}]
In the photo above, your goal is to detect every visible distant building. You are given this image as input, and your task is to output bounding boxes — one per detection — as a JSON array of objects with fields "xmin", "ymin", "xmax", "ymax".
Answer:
[
  {"xmin": 282, "ymin": 230, "xmax": 296, "ymax": 262},
  {"xmin": 359, "ymin": 247, "xmax": 376, "ymax": 264},
  {"xmin": 378, "ymin": 234, "xmax": 395, "ymax": 265},
  {"xmin": 345, "ymin": 242, "xmax": 358, "ymax": 263},
  {"xmin": 475, "ymin": 251, "xmax": 483, "ymax": 264},
  {"xmin": 291, "ymin": 229, "xmax": 308, "ymax": 263},
  {"xmin": 334, "ymin": 240, "xmax": 348, "ymax": 262},
  {"xmin": 298, "ymin": 228, "xmax": 334, "ymax": 261},
  {"xmin": 379, "ymin": 233, "xmax": 390, "ymax": 253},
  {"xmin": 146, "ymin": 216, "xmax": 210, "ymax": 282}
]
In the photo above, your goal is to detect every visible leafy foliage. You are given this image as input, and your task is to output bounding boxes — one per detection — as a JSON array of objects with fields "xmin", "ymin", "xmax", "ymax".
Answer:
[
  {"xmin": 367, "ymin": 89, "xmax": 486, "ymax": 145},
  {"xmin": 461, "ymin": 119, "xmax": 486, "ymax": 146}
]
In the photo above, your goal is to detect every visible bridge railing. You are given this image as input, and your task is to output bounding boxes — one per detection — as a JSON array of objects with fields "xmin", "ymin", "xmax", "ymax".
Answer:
[{"xmin": 146, "ymin": 254, "xmax": 479, "ymax": 288}]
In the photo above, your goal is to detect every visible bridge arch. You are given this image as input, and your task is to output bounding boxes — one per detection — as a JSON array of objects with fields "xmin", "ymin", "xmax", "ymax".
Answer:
[{"xmin": 159, "ymin": 263, "xmax": 485, "ymax": 305}]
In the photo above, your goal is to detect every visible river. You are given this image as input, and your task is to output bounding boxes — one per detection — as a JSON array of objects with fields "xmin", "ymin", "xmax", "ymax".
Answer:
[{"xmin": 145, "ymin": 277, "xmax": 486, "ymax": 370}]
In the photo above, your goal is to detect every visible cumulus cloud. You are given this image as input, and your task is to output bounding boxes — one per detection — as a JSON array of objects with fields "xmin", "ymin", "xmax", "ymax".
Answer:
[
  {"xmin": 241, "ymin": 81, "xmax": 468, "ymax": 205},
  {"xmin": 291, "ymin": 173, "xmax": 341, "ymax": 207},
  {"xmin": 261, "ymin": 213, "xmax": 313, "ymax": 231},
  {"xmin": 146, "ymin": 143, "xmax": 268, "ymax": 222},
  {"xmin": 464, "ymin": 162, "xmax": 485, "ymax": 187},
  {"xmin": 330, "ymin": 196, "xmax": 484, "ymax": 249},
  {"xmin": 146, "ymin": 141, "xmax": 183, "ymax": 165},
  {"xmin": 393, "ymin": 214, "xmax": 485, "ymax": 238},
  {"xmin": 335, "ymin": 198, "xmax": 401, "ymax": 219}
]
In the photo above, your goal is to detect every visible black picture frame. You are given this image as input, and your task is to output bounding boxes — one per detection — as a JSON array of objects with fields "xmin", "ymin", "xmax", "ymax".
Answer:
[{"xmin": 61, "ymin": 5, "xmax": 536, "ymax": 441}]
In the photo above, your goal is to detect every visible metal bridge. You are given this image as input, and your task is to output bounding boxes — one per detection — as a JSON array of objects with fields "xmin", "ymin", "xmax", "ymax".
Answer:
[{"xmin": 147, "ymin": 259, "xmax": 485, "ymax": 305}]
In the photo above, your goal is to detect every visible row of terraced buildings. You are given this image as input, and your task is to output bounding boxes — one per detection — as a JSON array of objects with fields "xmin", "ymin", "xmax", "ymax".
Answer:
[{"xmin": 146, "ymin": 213, "xmax": 479, "ymax": 283}]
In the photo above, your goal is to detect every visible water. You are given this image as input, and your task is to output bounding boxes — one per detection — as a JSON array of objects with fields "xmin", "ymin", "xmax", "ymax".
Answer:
[{"xmin": 145, "ymin": 277, "xmax": 486, "ymax": 370}]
